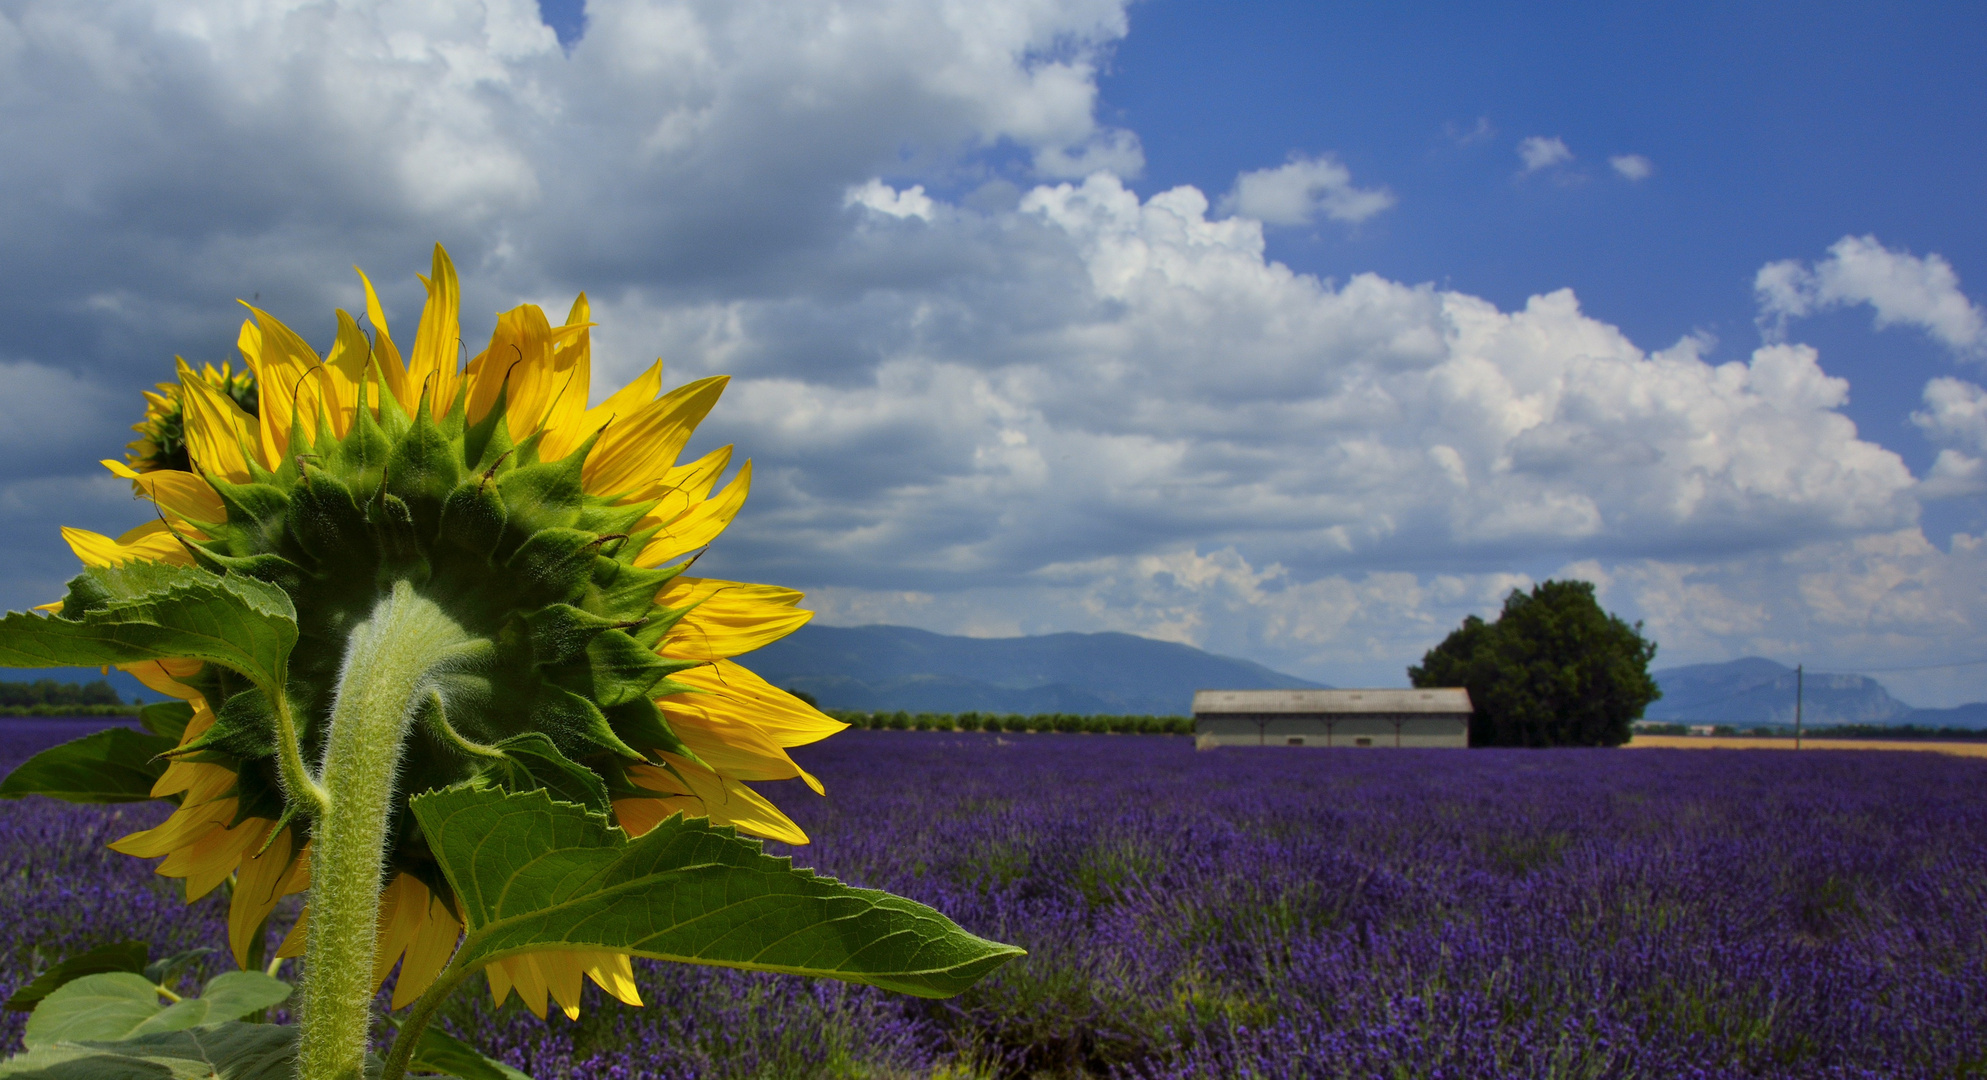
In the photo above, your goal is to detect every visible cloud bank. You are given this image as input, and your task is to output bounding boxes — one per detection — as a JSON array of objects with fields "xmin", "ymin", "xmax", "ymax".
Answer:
[
  {"xmin": 1218, "ymin": 155, "xmax": 1395, "ymax": 226},
  {"xmin": 1, "ymin": 0, "xmax": 1983, "ymax": 702},
  {"xmin": 1517, "ymin": 136, "xmax": 1574, "ymax": 174},
  {"xmin": 1757, "ymin": 235, "xmax": 1985, "ymax": 355}
]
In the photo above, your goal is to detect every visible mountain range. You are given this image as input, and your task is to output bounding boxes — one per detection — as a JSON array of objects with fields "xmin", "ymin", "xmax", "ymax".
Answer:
[
  {"xmin": 5, "ymin": 631, "xmax": 1980, "ymax": 729},
  {"xmin": 1645, "ymin": 657, "xmax": 1987, "ymax": 729},
  {"xmin": 744, "ymin": 624, "xmax": 1323, "ymax": 716}
]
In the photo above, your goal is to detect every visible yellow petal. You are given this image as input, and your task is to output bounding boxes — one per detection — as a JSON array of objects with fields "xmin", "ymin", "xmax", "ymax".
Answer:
[
  {"xmin": 392, "ymin": 889, "xmax": 463, "ymax": 1009},
  {"xmin": 579, "ymin": 360, "xmax": 663, "ymax": 433},
  {"xmin": 176, "ymin": 357, "xmax": 259, "ymax": 481},
  {"xmin": 535, "ymin": 294, "xmax": 596, "ymax": 462},
  {"xmin": 275, "ymin": 909, "xmax": 307, "ymax": 960},
  {"xmin": 240, "ymin": 303, "xmax": 336, "ymax": 455},
  {"xmin": 583, "ymin": 376, "xmax": 728, "ymax": 498},
  {"xmin": 668, "ymin": 706, "xmax": 822, "ymax": 793},
  {"xmin": 655, "ymin": 577, "xmax": 811, "ymax": 662},
  {"xmin": 371, "ymin": 874, "xmax": 422, "ymax": 992},
  {"xmin": 584, "ymin": 952, "xmax": 642, "ymax": 1007},
  {"xmin": 102, "ymin": 460, "xmax": 225, "ymax": 525},
  {"xmin": 62, "ymin": 526, "xmax": 139, "ymax": 568},
  {"xmin": 156, "ymin": 757, "xmax": 235, "ymax": 807},
  {"xmin": 59, "ymin": 521, "xmax": 197, "ymax": 569},
  {"xmin": 667, "ymin": 660, "xmax": 847, "ymax": 748},
  {"xmin": 634, "ymin": 461, "xmax": 752, "ymax": 567},
  {"xmin": 122, "ymin": 658, "xmax": 204, "ymax": 701},
  {"xmin": 356, "ymin": 266, "xmax": 409, "ymax": 407},
  {"xmin": 612, "ymin": 794, "xmax": 694, "ymax": 839},
  {"xmin": 466, "ymin": 305, "xmax": 588, "ymax": 434},
  {"xmin": 409, "ymin": 245, "xmax": 464, "ymax": 416},
  {"xmin": 263, "ymin": 846, "xmax": 319, "ymax": 961},
  {"xmin": 322, "ymin": 309, "xmax": 375, "ymax": 435},
  {"xmin": 483, "ymin": 952, "xmax": 514, "ymax": 1009},
  {"xmin": 228, "ymin": 821, "xmax": 302, "ymax": 967},
  {"xmin": 509, "ymin": 954, "xmax": 551, "ymax": 1020},
  {"xmin": 662, "ymin": 445, "xmax": 733, "ymax": 501},
  {"xmin": 111, "ymin": 795, "xmax": 235, "ymax": 859},
  {"xmin": 150, "ymin": 757, "xmax": 222, "ymax": 800},
  {"xmin": 167, "ymin": 816, "xmax": 262, "ymax": 900},
  {"xmin": 537, "ymin": 950, "xmax": 586, "ymax": 1021},
  {"xmin": 654, "ymin": 752, "xmax": 809, "ymax": 845}
]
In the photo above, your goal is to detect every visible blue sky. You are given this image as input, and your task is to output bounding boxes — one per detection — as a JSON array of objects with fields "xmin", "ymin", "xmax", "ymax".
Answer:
[
  {"xmin": 4, "ymin": 0, "xmax": 1987, "ymax": 702},
  {"xmin": 1105, "ymin": 3, "xmax": 1987, "ymax": 478}
]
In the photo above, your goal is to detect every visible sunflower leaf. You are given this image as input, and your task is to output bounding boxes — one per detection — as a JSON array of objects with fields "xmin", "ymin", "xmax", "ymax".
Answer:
[
  {"xmin": 0, "ymin": 1022, "xmax": 337, "ymax": 1080},
  {"xmin": 20, "ymin": 974, "xmax": 160, "ymax": 1048},
  {"xmin": 141, "ymin": 949, "xmax": 214, "ymax": 987},
  {"xmin": 480, "ymin": 733, "xmax": 612, "ymax": 814},
  {"xmin": 21, "ymin": 972, "xmax": 293, "ymax": 1049},
  {"xmin": 0, "ymin": 728, "xmax": 175, "ymax": 804},
  {"xmin": 138, "ymin": 700, "xmax": 194, "ymax": 740},
  {"xmin": 0, "ymin": 563, "xmax": 297, "ymax": 696},
  {"xmin": 402, "ymin": 1021, "xmax": 532, "ymax": 1080},
  {"xmin": 411, "ymin": 783, "xmax": 1025, "ymax": 999},
  {"xmin": 3, "ymin": 943, "xmax": 149, "ymax": 1012}
]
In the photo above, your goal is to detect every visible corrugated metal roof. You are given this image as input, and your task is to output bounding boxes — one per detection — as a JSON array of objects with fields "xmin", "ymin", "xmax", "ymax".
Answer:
[{"xmin": 1192, "ymin": 688, "xmax": 1472, "ymax": 714}]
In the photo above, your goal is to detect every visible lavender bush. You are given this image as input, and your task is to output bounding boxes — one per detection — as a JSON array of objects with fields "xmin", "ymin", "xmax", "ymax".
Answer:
[{"xmin": 6, "ymin": 721, "xmax": 1984, "ymax": 1078}]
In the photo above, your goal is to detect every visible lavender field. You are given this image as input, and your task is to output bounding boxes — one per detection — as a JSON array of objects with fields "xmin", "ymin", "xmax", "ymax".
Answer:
[{"xmin": 5, "ymin": 720, "xmax": 1986, "ymax": 1079}]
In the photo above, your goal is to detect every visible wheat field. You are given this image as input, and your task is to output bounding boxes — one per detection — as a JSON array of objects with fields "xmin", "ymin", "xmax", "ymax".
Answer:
[{"xmin": 1628, "ymin": 734, "xmax": 1987, "ymax": 758}]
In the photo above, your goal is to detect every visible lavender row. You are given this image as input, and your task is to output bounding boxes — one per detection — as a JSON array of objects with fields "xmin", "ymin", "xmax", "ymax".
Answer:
[{"xmin": 5, "ymin": 721, "xmax": 1984, "ymax": 1078}]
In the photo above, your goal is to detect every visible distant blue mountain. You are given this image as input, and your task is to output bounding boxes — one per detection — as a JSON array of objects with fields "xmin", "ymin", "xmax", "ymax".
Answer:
[
  {"xmin": 1648, "ymin": 657, "xmax": 1986, "ymax": 728},
  {"xmin": 744, "ymin": 624, "xmax": 1325, "ymax": 716}
]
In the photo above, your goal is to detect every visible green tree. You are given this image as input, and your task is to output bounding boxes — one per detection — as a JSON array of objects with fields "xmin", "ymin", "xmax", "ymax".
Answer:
[{"xmin": 1409, "ymin": 580, "xmax": 1660, "ymax": 747}]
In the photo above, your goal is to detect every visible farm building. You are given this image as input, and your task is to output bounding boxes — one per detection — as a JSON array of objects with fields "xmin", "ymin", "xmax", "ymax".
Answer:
[{"xmin": 1192, "ymin": 688, "xmax": 1473, "ymax": 749}]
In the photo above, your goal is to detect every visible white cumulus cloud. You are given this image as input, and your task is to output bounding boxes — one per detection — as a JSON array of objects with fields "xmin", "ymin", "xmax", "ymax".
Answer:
[
  {"xmin": 1912, "ymin": 377, "xmax": 1987, "ymax": 497},
  {"xmin": 1756, "ymin": 235, "xmax": 1985, "ymax": 354},
  {"xmin": 1517, "ymin": 135, "xmax": 1573, "ymax": 173},
  {"xmin": 1218, "ymin": 154, "xmax": 1395, "ymax": 227},
  {"xmin": 845, "ymin": 180, "xmax": 937, "ymax": 221},
  {"xmin": 1609, "ymin": 154, "xmax": 1653, "ymax": 180}
]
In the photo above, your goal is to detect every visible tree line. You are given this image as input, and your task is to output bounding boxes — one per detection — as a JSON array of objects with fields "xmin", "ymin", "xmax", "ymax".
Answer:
[
  {"xmin": 819, "ymin": 708, "xmax": 1193, "ymax": 735},
  {"xmin": 0, "ymin": 678, "xmax": 139, "ymax": 716}
]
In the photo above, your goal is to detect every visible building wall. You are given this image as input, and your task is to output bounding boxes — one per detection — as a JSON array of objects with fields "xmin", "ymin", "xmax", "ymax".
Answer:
[{"xmin": 1194, "ymin": 712, "xmax": 1469, "ymax": 749}]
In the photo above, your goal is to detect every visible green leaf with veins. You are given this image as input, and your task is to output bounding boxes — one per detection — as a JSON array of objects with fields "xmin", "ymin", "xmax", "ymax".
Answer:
[
  {"xmin": 480, "ymin": 734, "xmax": 612, "ymax": 814},
  {"xmin": 0, "ymin": 1023, "xmax": 353, "ymax": 1080},
  {"xmin": 0, "ymin": 729, "xmax": 176, "ymax": 804},
  {"xmin": 412, "ymin": 783, "xmax": 1024, "ymax": 999},
  {"xmin": 22, "ymin": 972, "xmax": 292, "ymax": 1049},
  {"xmin": 399, "ymin": 1022, "xmax": 532, "ymax": 1080},
  {"xmin": 21, "ymin": 975, "xmax": 161, "ymax": 1048},
  {"xmin": 3, "ymin": 944, "xmax": 149, "ymax": 1012},
  {"xmin": 0, "ymin": 562, "xmax": 296, "ymax": 693}
]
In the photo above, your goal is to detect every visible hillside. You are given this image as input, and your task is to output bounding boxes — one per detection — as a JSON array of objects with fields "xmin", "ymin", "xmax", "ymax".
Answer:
[
  {"xmin": 1648, "ymin": 657, "xmax": 1985, "ymax": 728},
  {"xmin": 744, "ymin": 624, "xmax": 1324, "ymax": 715}
]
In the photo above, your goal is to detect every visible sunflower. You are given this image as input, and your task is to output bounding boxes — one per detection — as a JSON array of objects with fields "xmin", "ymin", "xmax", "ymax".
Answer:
[
  {"xmin": 125, "ymin": 361, "xmax": 260, "ymax": 475},
  {"xmin": 71, "ymin": 245, "xmax": 845, "ymax": 1020}
]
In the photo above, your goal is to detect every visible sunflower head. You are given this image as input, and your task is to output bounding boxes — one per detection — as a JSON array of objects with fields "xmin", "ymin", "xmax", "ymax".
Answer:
[
  {"xmin": 126, "ymin": 362, "xmax": 259, "ymax": 475},
  {"xmin": 85, "ymin": 246, "xmax": 841, "ymax": 1015}
]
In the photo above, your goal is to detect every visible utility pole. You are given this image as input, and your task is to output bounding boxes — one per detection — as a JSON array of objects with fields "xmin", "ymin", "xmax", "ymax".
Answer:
[{"xmin": 1795, "ymin": 663, "xmax": 1803, "ymax": 750}]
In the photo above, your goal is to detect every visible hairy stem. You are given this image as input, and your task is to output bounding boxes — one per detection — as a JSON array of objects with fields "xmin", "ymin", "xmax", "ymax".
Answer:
[
  {"xmin": 297, "ymin": 582, "xmax": 476, "ymax": 1080},
  {"xmin": 269, "ymin": 688, "xmax": 329, "ymax": 819}
]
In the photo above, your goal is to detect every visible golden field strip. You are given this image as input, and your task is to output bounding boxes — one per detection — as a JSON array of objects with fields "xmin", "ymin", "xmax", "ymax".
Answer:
[{"xmin": 1628, "ymin": 734, "xmax": 1987, "ymax": 758}]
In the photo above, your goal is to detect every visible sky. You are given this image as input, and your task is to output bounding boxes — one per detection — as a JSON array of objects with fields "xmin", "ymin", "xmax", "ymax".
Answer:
[{"xmin": 3, "ymin": 0, "xmax": 1987, "ymax": 703}]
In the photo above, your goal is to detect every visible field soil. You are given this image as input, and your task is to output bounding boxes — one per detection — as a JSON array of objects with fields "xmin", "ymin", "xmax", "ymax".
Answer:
[{"xmin": 1630, "ymin": 733, "xmax": 1987, "ymax": 757}]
